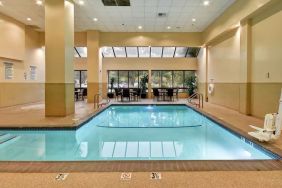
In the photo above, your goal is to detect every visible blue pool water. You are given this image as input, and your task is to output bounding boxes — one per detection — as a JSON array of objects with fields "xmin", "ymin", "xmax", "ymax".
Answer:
[{"xmin": 0, "ymin": 105, "xmax": 277, "ymax": 161}]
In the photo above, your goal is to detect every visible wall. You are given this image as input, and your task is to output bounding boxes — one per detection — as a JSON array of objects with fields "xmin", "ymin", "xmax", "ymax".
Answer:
[
  {"xmin": 197, "ymin": 48, "xmax": 207, "ymax": 100},
  {"xmin": 207, "ymin": 29, "xmax": 241, "ymax": 110},
  {"xmin": 102, "ymin": 58, "xmax": 197, "ymax": 98},
  {"xmin": 251, "ymin": 6, "xmax": 282, "ymax": 117},
  {"xmin": 0, "ymin": 14, "xmax": 45, "ymax": 107}
]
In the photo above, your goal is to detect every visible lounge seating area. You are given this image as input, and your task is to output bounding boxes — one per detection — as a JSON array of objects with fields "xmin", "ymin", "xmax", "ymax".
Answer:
[
  {"xmin": 113, "ymin": 88, "xmax": 142, "ymax": 102},
  {"xmin": 153, "ymin": 88, "xmax": 179, "ymax": 101}
]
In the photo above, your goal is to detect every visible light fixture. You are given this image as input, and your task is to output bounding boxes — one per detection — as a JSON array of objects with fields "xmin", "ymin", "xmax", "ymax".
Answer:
[
  {"xmin": 138, "ymin": 25, "xmax": 143, "ymax": 30},
  {"xmin": 78, "ymin": 0, "xmax": 84, "ymax": 5},
  {"xmin": 192, "ymin": 18, "xmax": 196, "ymax": 22},
  {"xmin": 0, "ymin": 1, "xmax": 3, "ymax": 6},
  {"xmin": 203, "ymin": 1, "xmax": 210, "ymax": 6},
  {"xmin": 93, "ymin": 18, "xmax": 98, "ymax": 22},
  {"xmin": 36, "ymin": 0, "xmax": 43, "ymax": 6},
  {"xmin": 167, "ymin": 26, "xmax": 171, "ymax": 29},
  {"xmin": 27, "ymin": 17, "xmax": 32, "ymax": 21}
]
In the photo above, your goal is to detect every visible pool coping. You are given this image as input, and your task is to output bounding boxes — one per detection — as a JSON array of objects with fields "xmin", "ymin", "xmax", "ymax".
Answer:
[{"xmin": 0, "ymin": 103, "xmax": 282, "ymax": 172}]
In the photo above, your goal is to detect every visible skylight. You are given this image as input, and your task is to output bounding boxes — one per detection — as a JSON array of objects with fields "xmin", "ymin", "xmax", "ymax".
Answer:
[
  {"xmin": 74, "ymin": 47, "xmax": 87, "ymax": 58},
  {"xmin": 138, "ymin": 47, "xmax": 150, "ymax": 58},
  {"xmin": 163, "ymin": 47, "xmax": 175, "ymax": 58},
  {"xmin": 151, "ymin": 47, "xmax": 162, "ymax": 58},
  {"xmin": 113, "ymin": 47, "xmax": 126, "ymax": 57},
  {"xmin": 101, "ymin": 46, "xmax": 201, "ymax": 58},
  {"xmin": 126, "ymin": 47, "xmax": 138, "ymax": 57},
  {"xmin": 175, "ymin": 47, "xmax": 188, "ymax": 58},
  {"xmin": 102, "ymin": 47, "xmax": 115, "ymax": 57}
]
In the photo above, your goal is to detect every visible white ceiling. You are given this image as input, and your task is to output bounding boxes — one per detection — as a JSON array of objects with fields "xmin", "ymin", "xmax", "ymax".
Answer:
[{"xmin": 0, "ymin": 0, "xmax": 236, "ymax": 32}]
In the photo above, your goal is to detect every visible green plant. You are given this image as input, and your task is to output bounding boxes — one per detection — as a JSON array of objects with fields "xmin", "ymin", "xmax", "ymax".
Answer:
[
  {"xmin": 140, "ymin": 74, "xmax": 148, "ymax": 94},
  {"xmin": 185, "ymin": 75, "xmax": 198, "ymax": 96},
  {"xmin": 109, "ymin": 77, "xmax": 115, "ymax": 93}
]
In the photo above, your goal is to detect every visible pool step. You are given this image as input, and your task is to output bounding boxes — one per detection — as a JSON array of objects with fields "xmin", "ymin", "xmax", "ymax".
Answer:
[
  {"xmin": 101, "ymin": 141, "xmax": 180, "ymax": 158},
  {"xmin": 0, "ymin": 134, "xmax": 18, "ymax": 145}
]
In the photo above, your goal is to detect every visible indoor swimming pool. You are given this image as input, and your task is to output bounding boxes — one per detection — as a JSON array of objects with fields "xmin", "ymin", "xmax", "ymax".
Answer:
[{"xmin": 0, "ymin": 105, "xmax": 279, "ymax": 161}]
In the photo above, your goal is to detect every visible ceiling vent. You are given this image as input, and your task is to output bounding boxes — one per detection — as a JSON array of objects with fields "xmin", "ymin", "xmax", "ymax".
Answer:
[
  {"xmin": 157, "ymin": 13, "xmax": 167, "ymax": 17},
  {"xmin": 102, "ymin": 0, "xmax": 130, "ymax": 6}
]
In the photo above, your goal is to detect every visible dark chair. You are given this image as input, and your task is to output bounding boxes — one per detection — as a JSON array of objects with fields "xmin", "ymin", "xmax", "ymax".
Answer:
[
  {"xmin": 166, "ymin": 88, "xmax": 174, "ymax": 101},
  {"xmin": 82, "ymin": 88, "xmax": 87, "ymax": 100},
  {"xmin": 133, "ymin": 88, "xmax": 141, "ymax": 101},
  {"xmin": 153, "ymin": 88, "xmax": 161, "ymax": 101},
  {"xmin": 121, "ymin": 89, "xmax": 131, "ymax": 102},
  {"xmin": 114, "ymin": 88, "xmax": 122, "ymax": 101}
]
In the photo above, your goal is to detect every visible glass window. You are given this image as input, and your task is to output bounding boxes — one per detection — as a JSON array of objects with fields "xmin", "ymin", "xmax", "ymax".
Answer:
[
  {"xmin": 161, "ymin": 71, "xmax": 173, "ymax": 87},
  {"xmin": 184, "ymin": 71, "xmax": 195, "ymax": 86},
  {"xmin": 4, "ymin": 63, "xmax": 13, "ymax": 80},
  {"xmin": 151, "ymin": 71, "xmax": 161, "ymax": 88},
  {"xmin": 102, "ymin": 47, "xmax": 115, "ymax": 57},
  {"xmin": 138, "ymin": 47, "xmax": 150, "ymax": 57},
  {"xmin": 74, "ymin": 71, "xmax": 81, "ymax": 88},
  {"xmin": 113, "ymin": 47, "xmax": 126, "ymax": 57},
  {"xmin": 108, "ymin": 71, "xmax": 118, "ymax": 88},
  {"xmin": 162, "ymin": 47, "xmax": 175, "ymax": 58},
  {"xmin": 129, "ymin": 71, "xmax": 139, "ymax": 88},
  {"xmin": 174, "ymin": 47, "xmax": 188, "ymax": 57},
  {"xmin": 173, "ymin": 71, "xmax": 184, "ymax": 88},
  {"xmin": 139, "ymin": 71, "xmax": 148, "ymax": 89},
  {"xmin": 75, "ymin": 47, "xmax": 87, "ymax": 58},
  {"xmin": 186, "ymin": 47, "xmax": 200, "ymax": 57},
  {"xmin": 30, "ymin": 66, "xmax": 36, "ymax": 80},
  {"xmin": 126, "ymin": 47, "xmax": 138, "ymax": 57},
  {"xmin": 151, "ymin": 47, "xmax": 162, "ymax": 58},
  {"xmin": 118, "ymin": 71, "xmax": 129, "ymax": 88},
  {"xmin": 81, "ymin": 71, "xmax": 87, "ymax": 88}
]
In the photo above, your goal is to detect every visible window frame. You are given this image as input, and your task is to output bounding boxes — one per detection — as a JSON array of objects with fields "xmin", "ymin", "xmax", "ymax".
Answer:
[{"xmin": 107, "ymin": 70, "xmax": 149, "ymax": 91}]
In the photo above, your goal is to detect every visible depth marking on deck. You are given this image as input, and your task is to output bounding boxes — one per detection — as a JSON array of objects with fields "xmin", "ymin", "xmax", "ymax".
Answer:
[
  {"xmin": 120, "ymin": 172, "xmax": 132, "ymax": 181},
  {"xmin": 55, "ymin": 173, "xmax": 69, "ymax": 181},
  {"xmin": 150, "ymin": 172, "xmax": 162, "ymax": 180}
]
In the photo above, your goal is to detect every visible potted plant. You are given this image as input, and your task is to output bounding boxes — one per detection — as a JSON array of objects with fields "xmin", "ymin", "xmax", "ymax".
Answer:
[
  {"xmin": 107, "ymin": 77, "xmax": 115, "ymax": 98},
  {"xmin": 185, "ymin": 75, "xmax": 198, "ymax": 96},
  {"xmin": 140, "ymin": 74, "xmax": 148, "ymax": 98}
]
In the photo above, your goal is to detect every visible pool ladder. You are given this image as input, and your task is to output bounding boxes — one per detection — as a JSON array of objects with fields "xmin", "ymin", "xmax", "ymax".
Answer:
[
  {"xmin": 0, "ymin": 133, "xmax": 18, "ymax": 145},
  {"xmin": 187, "ymin": 93, "xmax": 204, "ymax": 108},
  {"xmin": 94, "ymin": 94, "xmax": 110, "ymax": 109}
]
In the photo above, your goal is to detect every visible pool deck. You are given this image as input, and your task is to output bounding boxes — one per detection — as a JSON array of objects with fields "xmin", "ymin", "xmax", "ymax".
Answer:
[{"xmin": 1, "ymin": 99, "xmax": 282, "ymax": 187}]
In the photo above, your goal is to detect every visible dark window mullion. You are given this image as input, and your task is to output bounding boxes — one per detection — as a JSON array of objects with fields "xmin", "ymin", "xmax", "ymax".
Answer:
[
  {"xmin": 185, "ymin": 48, "xmax": 190, "ymax": 58},
  {"xmin": 161, "ymin": 47, "xmax": 164, "ymax": 58},
  {"xmin": 74, "ymin": 47, "xmax": 81, "ymax": 58},
  {"xmin": 137, "ymin": 47, "xmax": 139, "ymax": 58},
  {"xmin": 173, "ymin": 47, "xmax": 176, "ymax": 58},
  {"xmin": 112, "ymin": 47, "xmax": 116, "ymax": 58},
  {"xmin": 125, "ymin": 47, "xmax": 127, "ymax": 58}
]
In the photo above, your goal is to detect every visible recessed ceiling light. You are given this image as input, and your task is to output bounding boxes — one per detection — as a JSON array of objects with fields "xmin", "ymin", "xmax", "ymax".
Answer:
[
  {"xmin": 93, "ymin": 18, "xmax": 98, "ymax": 22},
  {"xmin": 36, "ymin": 0, "xmax": 43, "ymax": 6},
  {"xmin": 138, "ymin": 25, "xmax": 143, "ymax": 29},
  {"xmin": 192, "ymin": 18, "xmax": 196, "ymax": 22},
  {"xmin": 78, "ymin": 0, "xmax": 84, "ymax": 5},
  {"xmin": 203, "ymin": 1, "xmax": 210, "ymax": 6},
  {"xmin": 167, "ymin": 26, "xmax": 171, "ymax": 29},
  {"xmin": 0, "ymin": 1, "xmax": 3, "ymax": 6},
  {"xmin": 27, "ymin": 17, "xmax": 32, "ymax": 21}
]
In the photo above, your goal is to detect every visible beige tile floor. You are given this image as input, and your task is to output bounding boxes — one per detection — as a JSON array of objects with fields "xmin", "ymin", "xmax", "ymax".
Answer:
[
  {"xmin": 1, "ymin": 99, "xmax": 282, "ymax": 187},
  {"xmin": 1, "ymin": 171, "xmax": 282, "ymax": 188}
]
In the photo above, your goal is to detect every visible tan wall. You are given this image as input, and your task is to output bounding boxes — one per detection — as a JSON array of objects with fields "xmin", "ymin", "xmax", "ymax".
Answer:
[
  {"xmin": 207, "ymin": 29, "xmax": 241, "ymax": 110},
  {"xmin": 202, "ymin": 0, "xmax": 273, "ymax": 43},
  {"xmin": 0, "ymin": 13, "xmax": 25, "ymax": 60},
  {"xmin": 197, "ymin": 48, "xmax": 207, "ymax": 100},
  {"xmin": 74, "ymin": 58, "xmax": 87, "ymax": 70},
  {"xmin": 100, "ymin": 32, "xmax": 202, "ymax": 47},
  {"xmin": 102, "ymin": 57, "xmax": 197, "ymax": 98},
  {"xmin": 0, "ymin": 15, "xmax": 45, "ymax": 108},
  {"xmin": 250, "ymin": 6, "xmax": 282, "ymax": 117}
]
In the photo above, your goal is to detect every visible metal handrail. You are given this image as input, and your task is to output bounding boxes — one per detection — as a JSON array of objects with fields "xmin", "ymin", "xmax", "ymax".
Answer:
[
  {"xmin": 187, "ymin": 92, "xmax": 204, "ymax": 108},
  {"xmin": 94, "ymin": 94, "xmax": 110, "ymax": 109}
]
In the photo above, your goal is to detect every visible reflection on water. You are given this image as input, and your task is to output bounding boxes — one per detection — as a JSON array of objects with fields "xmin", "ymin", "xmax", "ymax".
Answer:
[{"xmin": 0, "ymin": 105, "xmax": 273, "ymax": 161}]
